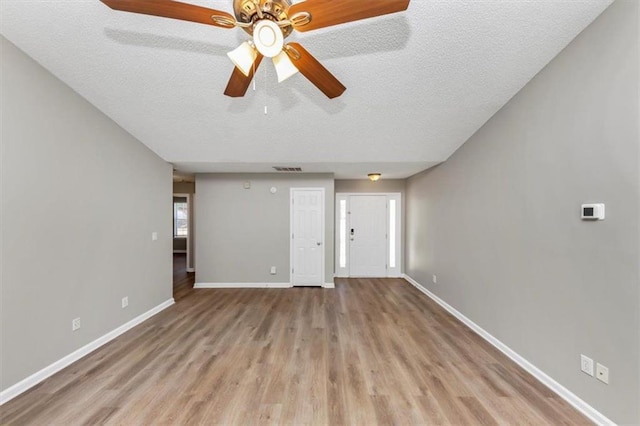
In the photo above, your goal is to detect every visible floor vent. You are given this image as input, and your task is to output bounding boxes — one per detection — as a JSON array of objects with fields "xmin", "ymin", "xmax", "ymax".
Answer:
[{"xmin": 273, "ymin": 167, "xmax": 303, "ymax": 172}]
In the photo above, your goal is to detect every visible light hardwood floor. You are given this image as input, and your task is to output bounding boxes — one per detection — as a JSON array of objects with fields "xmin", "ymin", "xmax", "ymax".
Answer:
[{"xmin": 1, "ymin": 270, "xmax": 590, "ymax": 425}]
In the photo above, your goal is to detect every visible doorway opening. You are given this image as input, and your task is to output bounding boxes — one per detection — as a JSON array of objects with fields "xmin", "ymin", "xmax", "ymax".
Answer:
[
  {"xmin": 173, "ymin": 192, "xmax": 194, "ymax": 298},
  {"xmin": 335, "ymin": 193, "xmax": 402, "ymax": 278}
]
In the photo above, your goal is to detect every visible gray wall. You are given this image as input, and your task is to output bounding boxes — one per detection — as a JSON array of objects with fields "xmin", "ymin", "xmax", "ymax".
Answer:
[
  {"xmin": 405, "ymin": 1, "xmax": 639, "ymax": 423},
  {"xmin": 196, "ymin": 174, "xmax": 334, "ymax": 284},
  {"xmin": 336, "ymin": 179, "xmax": 407, "ymax": 272},
  {"xmin": 173, "ymin": 238, "xmax": 187, "ymax": 251},
  {"xmin": 173, "ymin": 181, "xmax": 195, "ymax": 194},
  {"xmin": 335, "ymin": 179, "xmax": 406, "ymax": 195},
  {"xmin": 1, "ymin": 37, "xmax": 173, "ymax": 391}
]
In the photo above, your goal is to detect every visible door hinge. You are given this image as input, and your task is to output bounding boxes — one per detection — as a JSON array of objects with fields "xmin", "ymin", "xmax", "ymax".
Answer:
[
  {"xmin": 292, "ymin": 268, "xmax": 294, "ymax": 274},
  {"xmin": 386, "ymin": 264, "xmax": 388, "ymax": 269},
  {"xmin": 292, "ymin": 233, "xmax": 294, "ymax": 239}
]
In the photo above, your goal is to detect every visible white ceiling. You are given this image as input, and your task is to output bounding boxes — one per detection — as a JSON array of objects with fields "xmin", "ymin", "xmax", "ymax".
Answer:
[{"xmin": 1, "ymin": 0, "xmax": 612, "ymax": 179}]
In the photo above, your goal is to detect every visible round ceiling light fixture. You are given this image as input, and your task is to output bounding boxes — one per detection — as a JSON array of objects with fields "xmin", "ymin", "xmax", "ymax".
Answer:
[
  {"xmin": 368, "ymin": 173, "xmax": 382, "ymax": 182},
  {"xmin": 253, "ymin": 20, "xmax": 284, "ymax": 58}
]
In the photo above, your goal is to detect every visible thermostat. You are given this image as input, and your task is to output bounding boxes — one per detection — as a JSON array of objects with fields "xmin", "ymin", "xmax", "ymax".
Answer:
[{"xmin": 581, "ymin": 204, "xmax": 605, "ymax": 220}]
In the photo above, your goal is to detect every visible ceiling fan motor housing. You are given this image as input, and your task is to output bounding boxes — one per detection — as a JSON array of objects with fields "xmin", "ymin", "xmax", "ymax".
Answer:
[{"xmin": 233, "ymin": 0, "xmax": 294, "ymax": 38}]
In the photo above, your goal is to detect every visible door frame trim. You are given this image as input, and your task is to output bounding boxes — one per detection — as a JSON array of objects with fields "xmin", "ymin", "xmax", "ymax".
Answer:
[
  {"xmin": 173, "ymin": 192, "xmax": 192, "ymax": 272},
  {"xmin": 335, "ymin": 192, "xmax": 402, "ymax": 278},
  {"xmin": 290, "ymin": 187, "xmax": 325, "ymax": 287}
]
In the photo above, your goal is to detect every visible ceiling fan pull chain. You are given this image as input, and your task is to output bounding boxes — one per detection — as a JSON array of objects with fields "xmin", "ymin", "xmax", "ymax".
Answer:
[{"xmin": 264, "ymin": 61, "xmax": 268, "ymax": 114}]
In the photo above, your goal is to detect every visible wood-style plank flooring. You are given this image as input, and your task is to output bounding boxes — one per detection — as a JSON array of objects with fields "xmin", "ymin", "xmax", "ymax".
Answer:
[
  {"xmin": 1, "ymin": 258, "xmax": 590, "ymax": 425},
  {"xmin": 173, "ymin": 253, "xmax": 195, "ymax": 302}
]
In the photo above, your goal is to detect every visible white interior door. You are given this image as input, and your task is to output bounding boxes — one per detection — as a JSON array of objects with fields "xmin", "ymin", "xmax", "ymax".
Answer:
[
  {"xmin": 349, "ymin": 195, "xmax": 387, "ymax": 277},
  {"xmin": 291, "ymin": 189, "xmax": 324, "ymax": 286}
]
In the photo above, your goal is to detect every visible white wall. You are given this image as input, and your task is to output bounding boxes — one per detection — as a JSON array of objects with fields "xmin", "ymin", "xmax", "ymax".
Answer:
[
  {"xmin": 1, "ymin": 37, "xmax": 173, "ymax": 391},
  {"xmin": 195, "ymin": 173, "xmax": 334, "ymax": 284},
  {"xmin": 405, "ymin": 1, "xmax": 639, "ymax": 423}
]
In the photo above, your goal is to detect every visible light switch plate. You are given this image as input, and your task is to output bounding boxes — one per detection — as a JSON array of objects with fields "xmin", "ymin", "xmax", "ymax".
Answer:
[
  {"xmin": 152, "ymin": 232, "xmax": 158, "ymax": 241},
  {"xmin": 581, "ymin": 354, "xmax": 594, "ymax": 376}
]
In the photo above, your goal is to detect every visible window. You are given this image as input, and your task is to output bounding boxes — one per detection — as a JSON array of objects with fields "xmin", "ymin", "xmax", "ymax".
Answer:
[
  {"xmin": 389, "ymin": 199, "xmax": 396, "ymax": 268},
  {"xmin": 173, "ymin": 200, "xmax": 188, "ymax": 237},
  {"xmin": 339, "ymin": 199, "xmax": 347, "ymax": 268}
]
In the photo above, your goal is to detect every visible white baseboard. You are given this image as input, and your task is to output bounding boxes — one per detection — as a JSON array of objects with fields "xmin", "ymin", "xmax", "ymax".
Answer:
[
  {"xmin": 194, "ymin": 282, "xmax": 335, "ymax": 289},
  {"xmin": 333, "ymin": 275, "xmax": 402, "ymax": 279},
  {"xmin": 401, "ymin": 274, "xmax": 613, "ymax": 426},
  {"xmin": 0, "ymin": 298, "xmax": 175, "ymax": 406},
  {"xmin": 194, "ymin": 283, "xmax": 292, "ymax": 289},
  {"xmin": 186, "ymin": 268, "xmax": 195, "ymax": 273}
]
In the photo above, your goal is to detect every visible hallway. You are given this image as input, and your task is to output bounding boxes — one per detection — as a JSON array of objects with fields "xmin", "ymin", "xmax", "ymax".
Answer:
[{"xmin": 173, "ymin": 253, "xmax": 195, "ymax": 301}]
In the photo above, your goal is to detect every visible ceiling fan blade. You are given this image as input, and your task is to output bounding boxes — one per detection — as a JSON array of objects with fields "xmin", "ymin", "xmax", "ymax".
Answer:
[
  {"xmin": 289, "ymin": 0, "xmax": 409, "ymax": 32},
  {"xmin": 100, "ymin": 0, "xmax": 236, "ymax": 29},
  {"xmin": 224, "ymin": 54, "xmax": 264, "ymax": 98},
  {"xmin": 285, "ymin": 43, "xmax": 345, "ymax": 99}
]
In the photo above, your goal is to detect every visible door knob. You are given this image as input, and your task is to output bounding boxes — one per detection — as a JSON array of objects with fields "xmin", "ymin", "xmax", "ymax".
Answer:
[{"xmin": 317, "ymin": 242, "xmax": 322, "ymax": 246}]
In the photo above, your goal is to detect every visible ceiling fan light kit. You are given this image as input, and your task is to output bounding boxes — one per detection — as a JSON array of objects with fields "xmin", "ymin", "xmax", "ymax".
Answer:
[
  {"xmin": 273, "ymin": 50, "xmax": 299, "ymax": 82},
  {"xmin": 227, "ymin": 41, "xmax": 258, "ymax": 77},
  {"xmin": 252, "ymin": 20, "xmax": 284, "ymax": 57},
  {"xmin": 100, "ymin": 0, "xmax": 411, "ymax": 99}
]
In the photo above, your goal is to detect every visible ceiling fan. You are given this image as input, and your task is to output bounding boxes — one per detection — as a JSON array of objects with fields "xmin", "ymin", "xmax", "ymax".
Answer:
[{"xmin": 100, "ymin": 0, "xmax": 410, "ymax": 99}]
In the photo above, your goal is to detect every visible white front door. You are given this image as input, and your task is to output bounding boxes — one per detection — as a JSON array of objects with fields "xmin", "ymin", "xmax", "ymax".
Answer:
[
  {"xmin": 349, "ymin": 195, "xmax": 387, "ymax": 277},
  {"xmin": 291, "ymin": 189, "xmax": 324, "ymax": 286}
]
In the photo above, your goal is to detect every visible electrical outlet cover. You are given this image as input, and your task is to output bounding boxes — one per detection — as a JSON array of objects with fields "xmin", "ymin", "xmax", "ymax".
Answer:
[
  {"xmin": 596, "ymin": 363, "xmax": 609, "ymax": 384},
  {"xmin": 580, "ymin": 354, "xmax": 594, "ymax": 376}
]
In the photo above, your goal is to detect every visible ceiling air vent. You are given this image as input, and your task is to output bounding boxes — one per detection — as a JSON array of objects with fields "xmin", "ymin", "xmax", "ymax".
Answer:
[{"xmin": 273, "ymin": 167, "xmax": 303, "ymax": 172}]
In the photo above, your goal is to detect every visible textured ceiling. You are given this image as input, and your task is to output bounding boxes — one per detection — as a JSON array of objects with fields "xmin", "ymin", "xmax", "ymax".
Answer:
[{"xmin": 1, "ymin": 0, "xmax": 612, "ymax": 179}]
